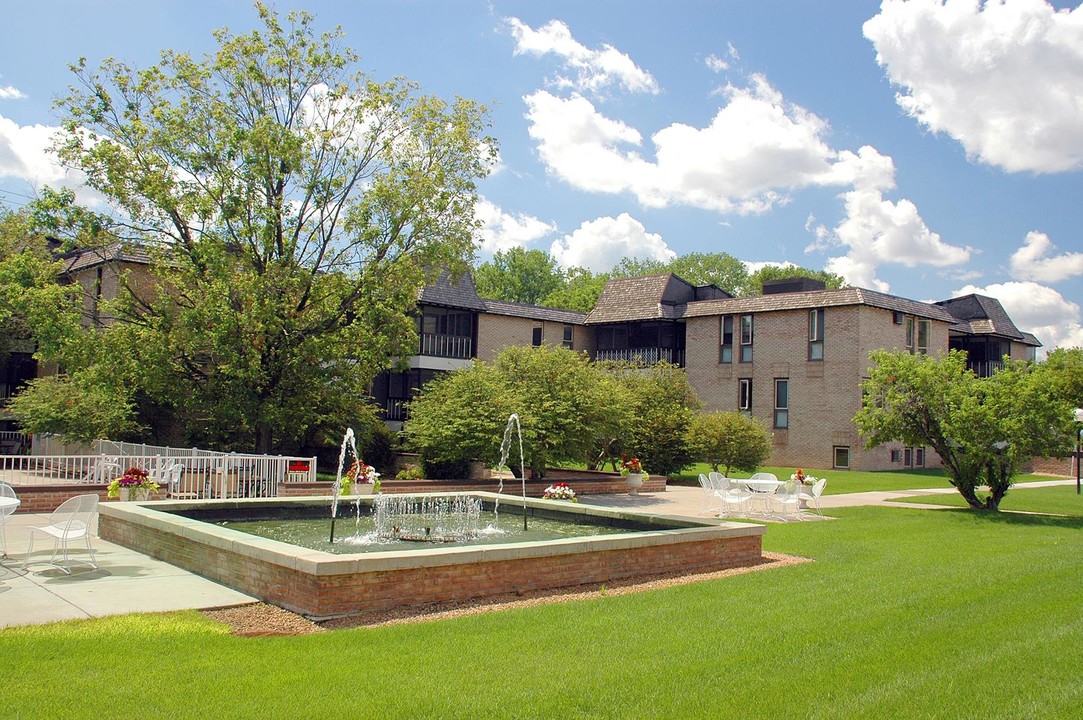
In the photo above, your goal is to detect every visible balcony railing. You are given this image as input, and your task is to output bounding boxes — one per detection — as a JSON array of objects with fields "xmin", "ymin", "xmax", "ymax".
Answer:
[
  {"xmin": 418, "ymin": 332, "xmax": 472, "ymax": 359},
  {"xmin": 968, "ymin": 360, "xmax": 1004, "ymax": 377},
  {"xmin": 594, "ymin": 347, "xmax": 685, "ymax": 366},
  {"xmin": 384, "ymin": 398, "xmax": 407, "ymax": 422}
]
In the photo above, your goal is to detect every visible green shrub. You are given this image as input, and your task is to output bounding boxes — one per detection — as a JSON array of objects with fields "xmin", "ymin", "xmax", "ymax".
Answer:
[
  {"xmin": 687, "ymin": 411, "xmax": 772, "ymax": 476},
  {"xmin": 420, "ymin": 457, "xmax": 472, "ymax": 480}
]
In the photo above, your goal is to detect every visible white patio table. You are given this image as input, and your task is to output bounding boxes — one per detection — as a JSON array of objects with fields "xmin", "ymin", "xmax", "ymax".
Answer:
[{"xmin": 738, "ymin": 478, "xmax": 783, "ymax": 517}]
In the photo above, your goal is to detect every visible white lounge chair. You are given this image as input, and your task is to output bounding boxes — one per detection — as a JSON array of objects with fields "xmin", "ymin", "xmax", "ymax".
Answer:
[{"xmin": 22, "ymin": 494, "xmax": 99, "ymax": 574}]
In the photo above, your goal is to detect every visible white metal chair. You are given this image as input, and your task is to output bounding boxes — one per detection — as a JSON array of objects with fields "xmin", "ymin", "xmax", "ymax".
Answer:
[
  {"xmin": 697, "ymin": 474, "xmax": 722, "ymax": 515},
  {"xmin": 746, "ymin": 473, "xmax": 780, "ymax": 517},
  {"xmin": 22, "ymin": 494, "xmax": 99, "ymax": 574},
  {"xmin": 0, "ymin": 482, "xmax": 19, "ymax": 557},
  {"xmin": 718, "ymin": 475, "xmax": 752, "ymax": 518},
  {"xmin": 773, "ymin": 478, "xmax": 801, "ymax": 521},
  {"xmin": 798, "ymin": 477, "xmax": 827, "ymax": 517}
]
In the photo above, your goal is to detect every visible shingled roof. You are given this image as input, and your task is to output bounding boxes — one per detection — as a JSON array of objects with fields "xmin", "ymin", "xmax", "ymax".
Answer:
[
  {"xmin": 417, "ymin": 270, "xmax": 488, "ymax": 311},
  {"xmin": 935, "ymin": 294, "xmax": 1030, "ymax": 341},
  {"xmin": 678, "ymin": 286, "xmax": 959, "ymax": 323},
  {"xmin": 483, "ymin": 300, "xmax": 586, "ymax": 325},
  {"xmin": 61, "ymin": 242, "xmax": 153, "ymax": 274},
  {"xmin": 585, "ymin": 273, "xmax": 699, "ymax": 324}
]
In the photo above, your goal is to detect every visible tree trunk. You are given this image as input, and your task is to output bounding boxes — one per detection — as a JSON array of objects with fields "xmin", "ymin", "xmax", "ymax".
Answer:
[{"xmin": 254, "ymin": 421, "xmax": 273, "ymax": 455}]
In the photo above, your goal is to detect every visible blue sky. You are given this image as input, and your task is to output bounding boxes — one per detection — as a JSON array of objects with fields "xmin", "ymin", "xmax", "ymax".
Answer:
[{"xmin": 1, "ymin": 1, "xmax": 1081, "ymax": 351}]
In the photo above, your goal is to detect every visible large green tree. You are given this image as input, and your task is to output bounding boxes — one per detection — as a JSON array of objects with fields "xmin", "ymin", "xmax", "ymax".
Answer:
[
  {"xmin": 37, "ymin": 4, "xmax": 493, "ymax": 452},
  {"xmin": 539, "ymin": 266, "xmax": 608, "ymax": 313},
  {"xmin": 474, "ymin": 247, "xmax": 564, "ymax": 305},
  {"xmin": 606, "ymin": 362, "xmax": 700, "ymax": 477},
  {"xmin": 854, "ymin": 350, "xmax": 1075, "ymax": 510},
  {"xmin": 405, "ymin": 345, "xmax": 621, "ymax": 478}
]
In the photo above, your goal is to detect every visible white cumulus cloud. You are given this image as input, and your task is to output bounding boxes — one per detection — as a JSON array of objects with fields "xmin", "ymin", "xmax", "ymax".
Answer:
[
  {"xmin": 507, "ymin": 18, "xmax": 660, "ymax": 96},
  {"xmin": 0, "ymin": 85, "xmax": 27, "ymax": 100},
  {"xmin": 525, "ymin": 76, "xmax": 841, "ymax": 214},
  {"xmin": 549, "ymin": 213, "xmax": 675, "ymax": 272},
  {"xmin": 955, "ymin": 280, "xmax": 1083, "ymax": 353},
  {"xmin": 1009, "ymin": 231, "xmax": 1083, "ymax": 283},
  {"xmin": 474, "ymin": 198, "xmax": 557, "ymax": 254},
  {"xmin": 864, "ymin": 0, "xmax": 1083, "ymax": 173},
  {"xmin": 514, "ymin": 21, "xmax": 971, "ymax": 291}
]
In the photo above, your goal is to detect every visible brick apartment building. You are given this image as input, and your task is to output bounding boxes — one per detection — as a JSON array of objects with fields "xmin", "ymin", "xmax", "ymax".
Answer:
[
  {"xmin": 6, "ymin": 246, "xmax": 1041, "ymax": 472},
  {"xmin": 373, "ymin": 271, "xmax": 1040, "ymax": 472}
]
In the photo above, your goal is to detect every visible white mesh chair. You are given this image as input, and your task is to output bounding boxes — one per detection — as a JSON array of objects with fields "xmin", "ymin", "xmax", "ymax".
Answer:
[
  {"xmin": 773, "ymin": 478, "xmax": 801, "ymax": 521},
  {"xmin": 746, "ymin": 472, "xmax": 780, "ymax": 517},
  {"xmin": 798, "ymin": 478, "xmax": 827, "ymax": 517},
  {"xmin": 0, "ymin": 482, "xmax": 19, "ymax": 557},
  {"xmin": 718, "ymin": 476, "xmax": 752, "ymax": 518},
  {"xmin": 697, "ymin": 474, "xmax": 722, "ymax": 515},
  {"xmin": 22, "ymin": 494, "xmax": 99, "ymax": 574}
]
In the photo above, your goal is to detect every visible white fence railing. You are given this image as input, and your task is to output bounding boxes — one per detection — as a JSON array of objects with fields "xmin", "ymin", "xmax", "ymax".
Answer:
[
  {"xmin": 32, "ymin": 436, "xmax": 234, "ymax": 460},
  {"xmin": 0, "ymin": 452, "xmax": 318, "ymax": 499}
]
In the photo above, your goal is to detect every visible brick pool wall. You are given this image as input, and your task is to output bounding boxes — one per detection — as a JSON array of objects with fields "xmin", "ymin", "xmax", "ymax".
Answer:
[{"xmin": 98, "ymin": 499, "xmax": 764, "ymax": 619}]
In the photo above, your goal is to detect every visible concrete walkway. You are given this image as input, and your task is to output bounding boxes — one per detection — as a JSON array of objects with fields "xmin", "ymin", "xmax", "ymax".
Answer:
[
  {"xmin": 1, "ymin": 478, "xmax": 1074, "ymax": 629},
  {"xmin": 1, "ymin": 511, "xmax": 253, "ymax": 629}
]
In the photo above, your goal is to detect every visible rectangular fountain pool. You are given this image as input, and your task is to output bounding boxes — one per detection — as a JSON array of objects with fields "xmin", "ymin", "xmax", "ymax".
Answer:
[{"xmin": 99, "ymin": 493, "xmax": 766, "ymax": 620}]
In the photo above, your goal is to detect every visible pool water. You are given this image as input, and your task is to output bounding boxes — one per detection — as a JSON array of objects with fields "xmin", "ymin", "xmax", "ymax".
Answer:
[{"xmin": 220, "ymin": 510, "xmax": 632, "ymax": 554}]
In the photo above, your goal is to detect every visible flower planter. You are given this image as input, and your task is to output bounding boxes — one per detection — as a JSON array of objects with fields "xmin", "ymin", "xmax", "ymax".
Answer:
[
  {"xmin": 135, "ymin": 488, "xmax": 152, "ymax": 502},
  {"xmin": 351, "ymin": 483, "xmax": 374, "ymax": 496},
  {"xmin": 624, "ymin": 473, "xmax": 646, "ymax": 495},
  {"xmin": 117, "ymin": 488, "xmax": 132, "ymax": 502}
]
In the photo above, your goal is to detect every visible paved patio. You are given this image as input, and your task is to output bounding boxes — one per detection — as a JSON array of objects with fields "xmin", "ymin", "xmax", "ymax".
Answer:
[{"xmin": 1, "ymin": 479, "xmax": 1074, "ymax": 628}]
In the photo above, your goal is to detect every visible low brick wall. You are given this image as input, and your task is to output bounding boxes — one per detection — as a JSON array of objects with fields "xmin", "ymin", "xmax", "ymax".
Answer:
[
  {"xmin": 8, "ymin": 484, "xmax": 166, "ymax": 513},
  {"xmin": 279, "ymin": 473, "xmax": 666, "ymax": 499},
  {"xmin": 98, "ymin": 496, "xmax": 764, "ymax": 619}
]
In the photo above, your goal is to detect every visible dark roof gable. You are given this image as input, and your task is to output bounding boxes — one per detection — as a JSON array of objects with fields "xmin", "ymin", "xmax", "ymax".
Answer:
[{"xmin": 935, "ymin": 294, "xmax": 1026, "ymax": 341}]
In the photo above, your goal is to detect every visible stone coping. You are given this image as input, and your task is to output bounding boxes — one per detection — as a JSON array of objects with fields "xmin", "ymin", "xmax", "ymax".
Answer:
[{"xmin": 99, "ymin": 492, "xmax": 765, "ymax": 576}]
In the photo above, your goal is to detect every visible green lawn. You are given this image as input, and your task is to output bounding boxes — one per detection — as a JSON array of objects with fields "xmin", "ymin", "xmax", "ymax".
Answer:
[
  {"xmin": 893, "ymin": 482, "xmax": 1083, "ymax": 514},
  {"xmin": 3, "ymin": 500, "xmax": 1082, "ymax": 718}
]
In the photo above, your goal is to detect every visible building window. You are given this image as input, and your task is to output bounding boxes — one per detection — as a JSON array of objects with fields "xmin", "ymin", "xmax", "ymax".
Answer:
[
  {"xmin": 773, "ymin": 378, "xmax": 789, "ymax": 429},
  {"xmin": 915, "ymin": 447, "xmax": 925, "ymax": 467},
  {"xmin": 904, "ymin": 447, "xmax": 913, "ymax": 467},
  {"xmin": 917, "ymin": 320, "xmax": 930, "ymax": 355},
  {"xmin": 739, "ymin": 378, "xmax": 752, "ymax": 411},
  {"xmin": 740, "ymin": 314, "xmax": 753, "ymax": 363},
  {"xmin": 808, "ymin": 308, "xmax": 824, "ymax": 361},
  {"xmin": 719, "ymin": 317, "xmax": 733, "ymax": 364},
  {"xmin": 833, "ymin": 446, "xmax": 851, "ymax": 469},
  {"xmin": 890, "ymin": 449, "xmax": 901, "ymax": 463},
  {"xmin": 532, "ymin": 326, "xmax": 543, "ymax": 347},
  {"xmin": 905, "ymin": 317, "xmax": 914, "ymax": 352},
  {"xmin": 562, "ymin": 325, "xmax": 574, "ymax": 349}
]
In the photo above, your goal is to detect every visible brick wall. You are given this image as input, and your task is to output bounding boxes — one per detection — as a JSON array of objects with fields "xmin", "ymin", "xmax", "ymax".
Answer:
[
  {"xmin": 685, "ymin": 304, "xmax": 951, "ymax": 472},
  {"xmin": 476, "ymin": 313, "xmax": 589, "ymax": 361},
  {"xmin": 99, "ymin": 510, "xmax": 762, "ymax": 619},
  {"xmin": 9, "ymin": 485, "xmax": 166, "ymax": 513},
  {"xmin": 278, "ymin": 473, "xmax": 667, "ymax": 498}
]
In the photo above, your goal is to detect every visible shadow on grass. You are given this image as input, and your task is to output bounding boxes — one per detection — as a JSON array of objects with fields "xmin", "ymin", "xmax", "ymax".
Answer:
[{"xmin": 941, "ymin": 507, "xmax": 1083, "ymax": 530}]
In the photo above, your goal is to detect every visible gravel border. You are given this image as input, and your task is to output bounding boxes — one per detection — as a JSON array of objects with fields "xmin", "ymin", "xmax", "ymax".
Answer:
[{"xmin": 202, "ymin": 551, "xmax": 809, "ymax": 636}]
